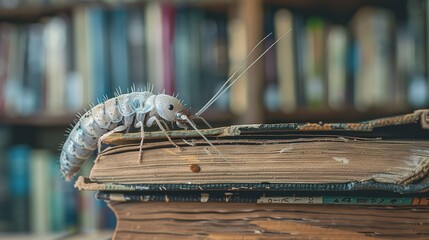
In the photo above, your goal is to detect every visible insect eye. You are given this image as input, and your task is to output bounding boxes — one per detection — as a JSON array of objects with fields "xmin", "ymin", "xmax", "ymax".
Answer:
[{"xmin": 168, "ymin": 104, "xmax": 174, "ymax": 111}]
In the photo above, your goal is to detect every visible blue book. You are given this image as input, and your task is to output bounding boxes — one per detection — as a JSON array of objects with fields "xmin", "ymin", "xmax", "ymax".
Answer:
[
  {"xmin": 50, "ymin": 157, "xmax": 66, "ymax": 232},
  {"xmin": 110, "ymin": 8, "xmax": 129, "ymax": 93},
  {"xmin": 89, "ymin": 8, "xmax": 109, "ymax": 101},
  {"xmin": 174, "ymin": 8, "xmax": 203, "ymax": 109},
  {"xmin": 8, "ymin": 145, "xmax": 31, "ymax": 232}
]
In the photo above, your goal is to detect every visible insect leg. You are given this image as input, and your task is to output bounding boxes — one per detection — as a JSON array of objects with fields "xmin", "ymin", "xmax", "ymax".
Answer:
[
  {"xmin": 160, "ymin": 119, "xmax": 170, "ymax": 131},
  {"xmin": 96, "ymin": 125, "xmax": 128, "ymax": 162},
  {"xmin": 137, "ymin": 121, "xmax": 145, "ymax": 163},
  {"xmin": 147, "ymin": 116, "xmax": 181, "ymax": 150}
]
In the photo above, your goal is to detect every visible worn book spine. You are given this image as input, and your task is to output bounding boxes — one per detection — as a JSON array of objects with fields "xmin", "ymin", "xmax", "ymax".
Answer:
[
  {"xmin": 96, "ymin": 191, "xmax": 429, "ymax": 206},
  {"xmin": 76, "ymin": 176, "xmax": 429, "ymax": 194},
  {"xmin": 108, "ymin": 201, "xmax": 429, "ymax": 239}
]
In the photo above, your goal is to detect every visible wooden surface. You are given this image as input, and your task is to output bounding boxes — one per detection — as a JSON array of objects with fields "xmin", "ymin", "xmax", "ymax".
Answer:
[{"xmin": 109, "ymin": 201, "xmax": 429, "ymax": 239}]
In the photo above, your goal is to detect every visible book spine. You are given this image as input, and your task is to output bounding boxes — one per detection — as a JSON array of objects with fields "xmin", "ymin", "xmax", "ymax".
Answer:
[
  {"xmin": 7, "ymin": 145, "xmax": 31, "ymax": 232},
  {"xmin": 408, "ymin": 0, "xmax": 428, "ymax": 107},
  {"xmin": 49, "ymin": 155, "xmax": 66, "ymax": 232},
  {"xmin": 45, "ymin": 16, "xmax": 71, "ymax": 115},
  {"xmin": 227, "ymin": 17, "xmax": 248, "ymax": 115},
  {"xmin": 162, "ymin": 4, "xmax": 175, "ymax": 95},
  {"xmin": 73, "ymin": 6, "xmax": 91, "ymax": 107},
  {"xmin": 274, "ymin": 8, "xmax": 296, "ymax": 113},
  {"xmin": 96, "ymin": 191, "xmax": 429, "ymax": 206},
  {"xmin": 89, "ymin": 7, "xmax": 109, "ymax": 100},
  {"xmin": 326, "ymin": 25, "xmax": 347, "ymax": 110},
  {"xmin": 173, "ymin": 8, "xmax": 195, "ymax": 108},
  {"xmin": 0, "ymin": 138, "xmax": 9, "ymax": 231},
  {"xmin": 263, "ymin": 7, "xmax": 279, "ymax": 112},
  {"xmin": 127, "ymin": 8, "xmax": 147, "ymax": 90},
  {"xmin": 0, "ymin": 24, "xmax": 10, "ymax": 115},
  {"xmin": 304, "ymin": 17, "xmax": 326, "ymax": 109},
  {"xmin": 145, "ymin": 2, "xmax": 164, "ymax": 93},
  {"xmin": 26, "ymin": 23, "xmax": 45, "ymax": 114},
  {"xmin": 109, "ymin": 8, "xmax": 129, "ymax": 93},
  {"xmin": 30, "ymin": 149, "xmax": 52, "ymax": 234}
]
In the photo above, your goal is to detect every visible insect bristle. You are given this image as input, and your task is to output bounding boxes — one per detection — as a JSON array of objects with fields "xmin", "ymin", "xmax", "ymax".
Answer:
[
  {"xmin": 145, "ymin": 83, "xmax": 154, "ymax": 92},
  {"xmin": 58, "ymin": 141, "xmax": 65, "ymax": 151},
  {"xmin": 114, "ymin": 88, "xmax": 118, "ymax": 96}
]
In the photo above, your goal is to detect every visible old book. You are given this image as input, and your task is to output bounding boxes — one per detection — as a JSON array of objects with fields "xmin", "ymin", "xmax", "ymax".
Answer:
[
  {"xmin": 80, "ymin": 110, "xmax": 429, "ymax": 191},
  {"xmin": 75, "ymin": 110, "xmax": 429, "ymax": 239},
  {"xmin": 103, "ymin": 200, "xmax": 428, "ymax": 239}
]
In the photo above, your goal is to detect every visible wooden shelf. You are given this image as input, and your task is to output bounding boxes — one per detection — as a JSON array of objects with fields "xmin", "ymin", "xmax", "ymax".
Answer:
[
  {"xmin": 265, "ymin": 108, "xmax": 419, "ymax": 124},
  {"xmin": 0, "ymin": 0, "xmax": 232, "ymax": 21},
  {"xmin": 0, "ymin": 113, "xmax": 77, "ymax": 127},
  {"xmin": 265, "ymin": 0, "xmax": 406, "ymax": 22}
]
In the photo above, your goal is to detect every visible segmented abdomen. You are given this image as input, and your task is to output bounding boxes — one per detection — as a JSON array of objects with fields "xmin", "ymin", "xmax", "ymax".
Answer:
[{"xmin": 60, "ymin": 93, "xmax": 137, "ymax": 181}]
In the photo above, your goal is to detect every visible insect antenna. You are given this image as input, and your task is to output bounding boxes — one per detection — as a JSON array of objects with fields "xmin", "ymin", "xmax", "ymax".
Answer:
[
  {"xmin": 196, "ymin": 32, "xmax": 273, "ymax": 116},
  {"xmin": 196, "ymin": 29, "xmax": 292, "ymax": 116},
  {"xmin": 191, "ymin": 115, "xmax": 212, "ymax": 128},
  {"xmin": 181, "ymin": 115, "xmax": 221, "ymax": 155}
]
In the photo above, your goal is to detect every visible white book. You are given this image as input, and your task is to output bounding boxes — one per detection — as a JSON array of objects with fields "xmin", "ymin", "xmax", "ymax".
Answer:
[
  {"xmin": 30, "ymin": 149, "xmax": 52, "ymax": 234},
  {"xmin": 145, "ymin": 2, "xmax": 164, "ymax": 93},
  {"xmin": 44, "ymin": 16, "xmax": 68, "ymax": 115},
  {"xmin": 73, "ymin": 7, "xmax": 92, "ymax": 108},
  {"xmin": 326, "ymin": 25, "xmax": 347, "ymax": 110},
  {"xmin": 352, "ymin": 7, "xmax": 393, "ymax": 110},
  {"xmin": 228, "ymin": 18, "xmax": 248, "ymax": 115}
]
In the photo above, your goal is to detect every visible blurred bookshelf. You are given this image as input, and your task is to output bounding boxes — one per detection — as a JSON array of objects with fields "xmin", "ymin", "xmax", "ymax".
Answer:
[{"xmin": 0, "ymin": 0, "xmax": 429, "ymax": 236}]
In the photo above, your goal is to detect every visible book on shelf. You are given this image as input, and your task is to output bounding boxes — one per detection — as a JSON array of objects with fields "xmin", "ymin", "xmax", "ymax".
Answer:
[
  {"xmin": 75, "ymin": 110, "xmax": 429, "ymax": 238},
  {"xmin": 109, "ymin": 8, "xmax": 130, "ymax": 94},
  {"xmin": 2, "ymin": 3, "xmax": 428, "ymax": 120},
  {"xmin": 8, "ymin": 145, "xmax": 31, "ymax": 232},
  {"xmin": 1, "ymin": 144, "xmax": 114, "ymax": 233},
  {"xmin": 274, "ymin": 8, "xmax": 296, "ymax": 113},
  {"xmin": 352, "ymin": 7, "xmax": 395, "ymax": 110}
]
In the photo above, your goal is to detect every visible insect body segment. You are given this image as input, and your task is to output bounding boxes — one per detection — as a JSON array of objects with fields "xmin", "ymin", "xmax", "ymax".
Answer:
[{"xmin": 60, "ymin": 91, "xmax": 213, "ymax": 181}]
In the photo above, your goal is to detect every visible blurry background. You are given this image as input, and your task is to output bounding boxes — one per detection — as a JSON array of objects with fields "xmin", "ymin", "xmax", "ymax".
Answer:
[{"xmin": 0, "ymin": 0, "xmax": 428, "ymax": 237}]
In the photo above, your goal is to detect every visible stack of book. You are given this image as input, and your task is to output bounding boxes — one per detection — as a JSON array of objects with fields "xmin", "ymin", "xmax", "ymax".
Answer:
[{"xmin": 75, "ymin": 110, "xmax": 429, "ymax": 239}]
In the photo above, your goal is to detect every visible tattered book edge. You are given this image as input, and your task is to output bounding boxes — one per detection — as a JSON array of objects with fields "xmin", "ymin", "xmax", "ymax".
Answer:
[
  {"xmin": 74, "ymin": 176, "xmax": 429, "ymax": 194},
  {"xmin": 95, "ymin": 191, "xmax": 429, "ymax": 206},
  {"xmin": 103, "ymin": 109, "xmax": 426, "ymax": 145}
]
